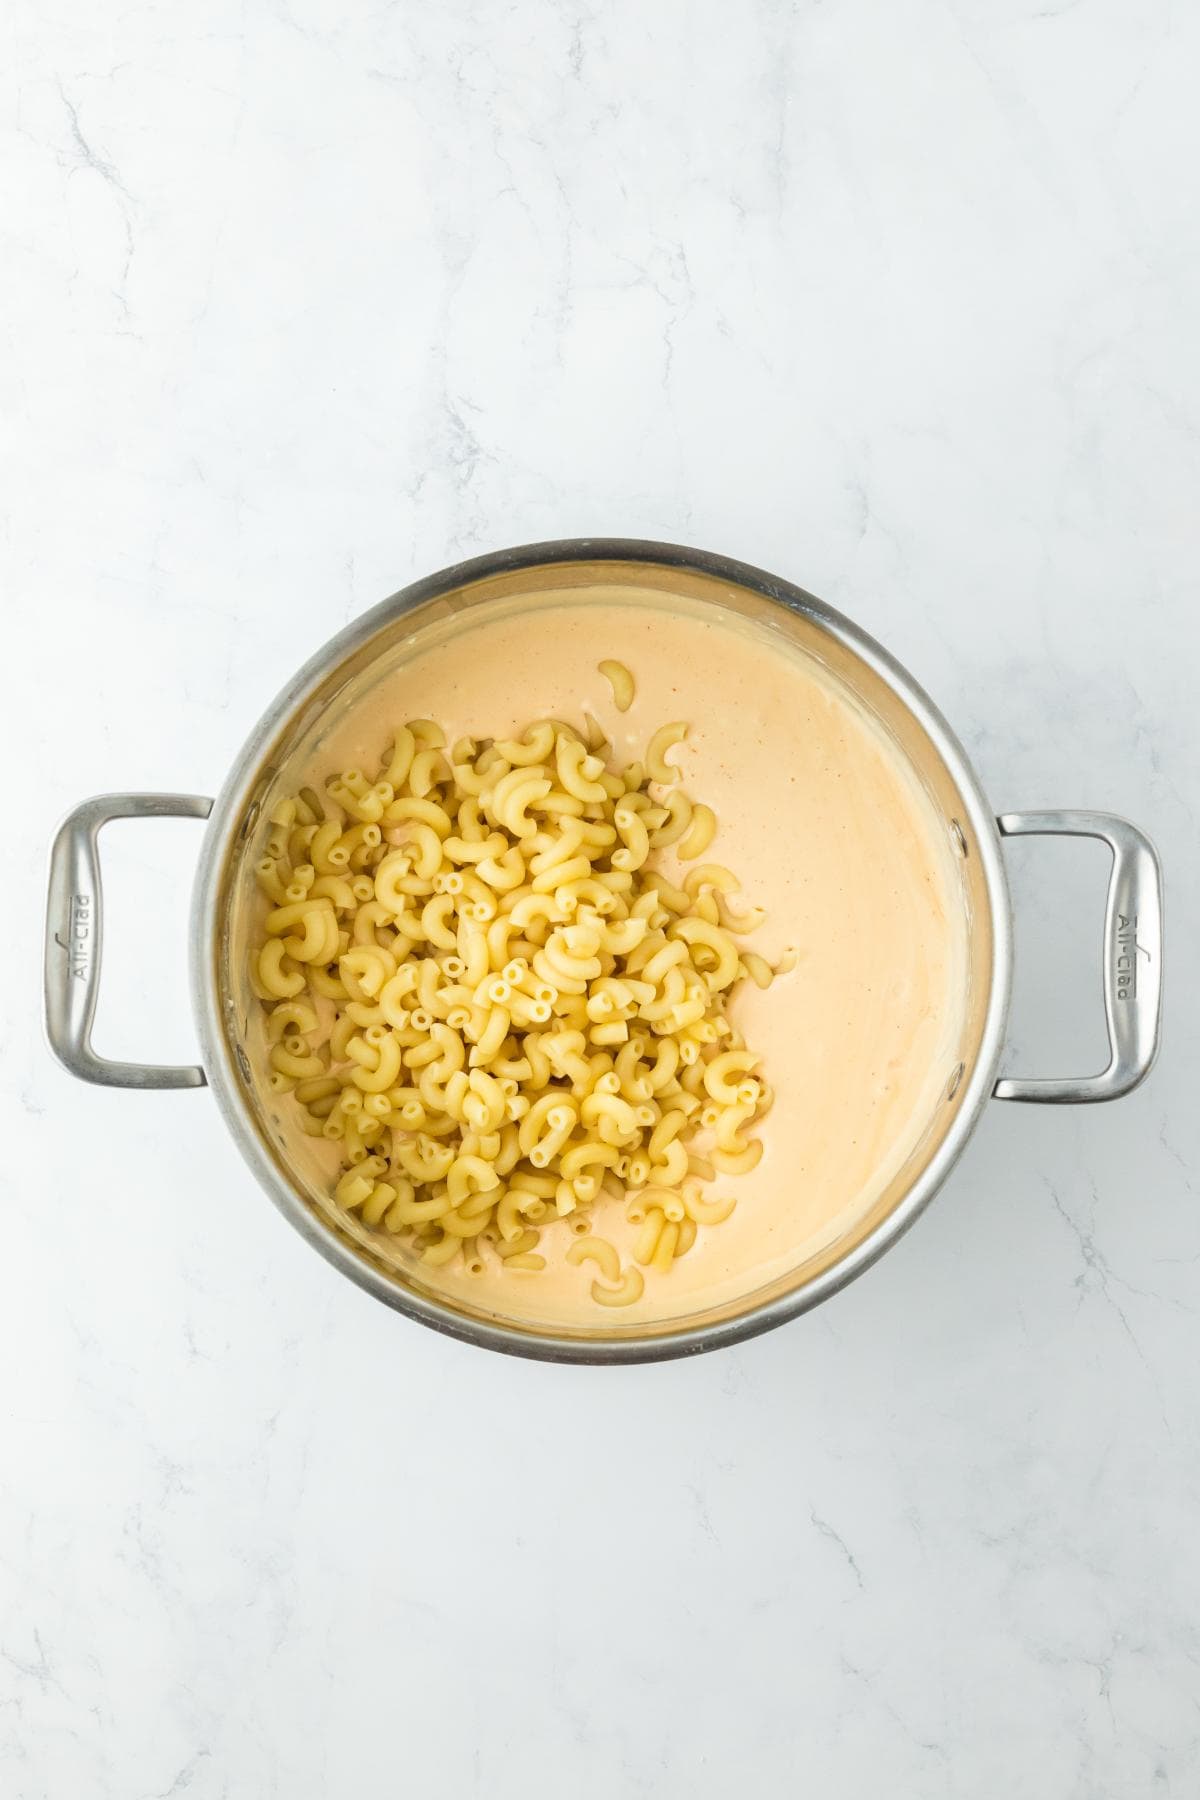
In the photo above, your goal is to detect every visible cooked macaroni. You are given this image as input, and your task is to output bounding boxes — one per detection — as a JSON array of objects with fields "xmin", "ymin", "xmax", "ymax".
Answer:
[
  {"xmin": 249, "ymin": 667, "xmax": 780, "ymax": 1309},
  {"xmin": 598, "ymin": 658, "xmax": 635, "ymax": 712}
]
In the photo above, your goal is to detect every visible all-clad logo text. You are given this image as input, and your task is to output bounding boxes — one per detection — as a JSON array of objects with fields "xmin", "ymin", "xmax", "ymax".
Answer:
[
  {"xmin": 66, "ymin": 893, "xmax": 91, "ymax": 980},
  {"xmin": 1114, "ymin": 913, "xmax": 1150, "ymax": 1001}
]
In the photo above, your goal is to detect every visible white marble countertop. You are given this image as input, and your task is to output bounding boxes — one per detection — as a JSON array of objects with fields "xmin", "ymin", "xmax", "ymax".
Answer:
[{"xmin": 5, "ymin": 2, "xmax": 1199, "ymax": 1794}]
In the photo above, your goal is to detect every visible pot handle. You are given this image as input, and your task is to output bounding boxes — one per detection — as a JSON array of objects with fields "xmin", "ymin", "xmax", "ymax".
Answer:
[
  {"xmin": 44, "ymin": 793, "xmax": 213, "ymax": 1089},
  {"xmin": 993, "ymin": 809, "xmax": 1163, "ymax": 1103}
]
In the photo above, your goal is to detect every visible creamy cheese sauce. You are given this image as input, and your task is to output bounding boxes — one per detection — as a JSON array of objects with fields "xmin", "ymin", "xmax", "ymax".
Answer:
[{"xmin": 258, "ymin": 592, "xmax": 969, "ymax": 1328}]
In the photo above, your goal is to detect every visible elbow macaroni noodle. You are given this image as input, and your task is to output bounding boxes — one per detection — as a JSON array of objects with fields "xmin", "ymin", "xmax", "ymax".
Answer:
[
  {"xmin": 249, "ymin": 666, "xmax": 787, "ymax": 1309},
  {"xmin": 598, "ymin": 659, "xmax": 635, "ymax": 712}
]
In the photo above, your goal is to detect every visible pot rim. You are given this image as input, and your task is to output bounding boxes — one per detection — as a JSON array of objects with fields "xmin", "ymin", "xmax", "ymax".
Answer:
[{"xmin": 189, "ymin": 538, "xmax": 1013, "ymax": 1363}]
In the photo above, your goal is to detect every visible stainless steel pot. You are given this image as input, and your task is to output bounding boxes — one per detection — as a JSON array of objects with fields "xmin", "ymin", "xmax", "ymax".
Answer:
[{"xmin": 43, "ymin": 541, "xmax": 1164, "ymax": 1362}]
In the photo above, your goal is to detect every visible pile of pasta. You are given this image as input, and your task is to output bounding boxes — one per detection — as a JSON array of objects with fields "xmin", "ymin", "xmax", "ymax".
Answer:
[{"xmin": 250, "ymin": 662, "xmax": 787, "ymax": 1309}]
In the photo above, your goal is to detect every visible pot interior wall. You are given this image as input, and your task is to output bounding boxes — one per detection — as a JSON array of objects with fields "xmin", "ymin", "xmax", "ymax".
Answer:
[{"xmin": 209, "ymin": 557, "xmax": 997, "ymax": 1346}]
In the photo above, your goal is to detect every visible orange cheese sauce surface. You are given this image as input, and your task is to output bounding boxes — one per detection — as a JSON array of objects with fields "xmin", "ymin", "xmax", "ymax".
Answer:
[{"xmin": 268, "ymin": 591, "xmax": 969, "ymax": 1328}]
